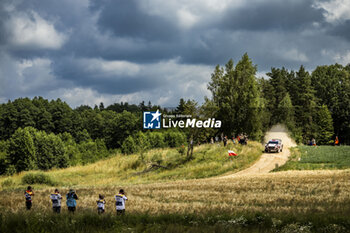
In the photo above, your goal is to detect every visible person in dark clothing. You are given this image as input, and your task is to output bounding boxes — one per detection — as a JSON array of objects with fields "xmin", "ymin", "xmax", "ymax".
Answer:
[
  {"xmin": 24, "ymin": 186, "xmax": 34, "ymax": 210},
  {"xmin": 66, "ymin": 189, "xmax": 78, "ymax": 213},
  {"xmin": 223, "ymin": 136, "xmax": 228, "ymax": 147}
]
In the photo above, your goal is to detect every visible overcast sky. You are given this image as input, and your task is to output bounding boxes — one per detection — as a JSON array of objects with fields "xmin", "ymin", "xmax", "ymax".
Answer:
[{"xmin": 1, "ymin": 0, "xmax": 350, "ymax": 107}]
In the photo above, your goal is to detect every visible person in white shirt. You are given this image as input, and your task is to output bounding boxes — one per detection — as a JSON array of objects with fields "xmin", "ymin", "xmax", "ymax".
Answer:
[
  {"xmin": 50, "ymin": 189, "xmax": 62, "ymax": 213},
  {"xmin": 96, "ymin": 194, "xmax": 106, "ymax": 214},
  {"xmin": 115, "ymin": 189, "xmax": 128, "ymax": 215}
]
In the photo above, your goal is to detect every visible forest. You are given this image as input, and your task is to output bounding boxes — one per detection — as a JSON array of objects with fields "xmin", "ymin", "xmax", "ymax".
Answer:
[{"xmin": 0, "ymin": 54, "xmax": 349, "ymax": 175}]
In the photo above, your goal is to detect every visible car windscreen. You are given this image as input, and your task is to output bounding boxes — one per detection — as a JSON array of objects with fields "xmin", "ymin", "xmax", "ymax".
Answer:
[{"xmin": 268, "ymin": 141, "xmax": 278, "ymax": 144}]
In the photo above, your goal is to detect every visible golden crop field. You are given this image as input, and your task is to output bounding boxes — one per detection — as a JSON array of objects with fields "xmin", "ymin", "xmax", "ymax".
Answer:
[{"xmin": 2, "ymin": 169, "xmax": 350, "ymax": 216}]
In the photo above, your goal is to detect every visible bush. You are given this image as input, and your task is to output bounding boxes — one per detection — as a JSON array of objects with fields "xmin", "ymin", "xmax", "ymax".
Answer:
[
  {"xmin": 164, "ymin": 131, "xmax": 186, "ymax": 148},
  {"xmin": 21, "ymin": 173, "xmax": 55, "ymax": 186},
  {"xmin": 147, "ymin": 132, "xmax": 166, "ymax": 148},
  {"xmin": 121, "ymin": 136, "xmax": 138, "ymax": 154},
  {"xmin": 150, "ymin": 153, "xmax": 163, "ymax": 165},
  {"xmin": 177, "ymin": 145, "xmax": 186, "ymax": 155},
  {"xmin": 1, "ymin": 178, "xmax": 14, "ymax": 187},
  {"xmin": 78, "ymin": 139, "xmax": 109, "ymax": 165},
  {"xmin": 134, "ymin": 131, "xmax": 150, "ymax": 150}
]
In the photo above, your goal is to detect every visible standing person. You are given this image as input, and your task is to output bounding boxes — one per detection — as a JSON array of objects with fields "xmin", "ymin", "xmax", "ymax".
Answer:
[
  {"xmin": 97, "ymin": 194, "xmax": 106, "ymax": 214},
  {"xmin": 115, "ymin": 189, "xmax": 128, "ymax": 215},
  {"xmin": 223, "ymin": 136, "xmax": 228, "ymax": 147},
  {"xmin": 66, "ymin": 189, "xmax": 78, "ymax": 213},
  {"xmin": 24, "ymin": 186, "xmax": 34, "ymax": 210},
  {"xmin": 335, "ymin": 136, "xmax": 339, "ymax": 146},
  {"xmin": 50, "ymin": 189, "xmax": 62, "ymax": 213},
  {"xmin": 312, "ymin": 138, "xmax": 316, "ymax": 146},
  {"xmin": 210, "ymin": 137, "xmax": 214, "ymax": 144}
]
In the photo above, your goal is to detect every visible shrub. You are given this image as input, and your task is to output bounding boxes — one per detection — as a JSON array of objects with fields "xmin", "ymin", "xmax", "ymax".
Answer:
[
  {"xmin": 134, "ymin": 131, "xmax": 150, "ymax": 150},
  {"xmin": 147, "ymin": 132, "xmax": 166, "ymax": 148},
  {"xmin": 177, "ymin": 145, "xmax": 186, "ymax": 155},
  {"xmin": 121, "ymin": 136, "xmax": 138, "ymax": 154},
  {"xmin": 1, "ymin": 178, "xmax": 14, "ymax": 187},
  {"xmin": 21, "ymin": 173, "xmax": 55, "ymax": 186},
  {"xmin": 150, "ymin": 153, "xmax": 163, "ymax": 165},
  {"xmin": 164, "ymin": 131, "xmax": 186, "ymax": 148}
]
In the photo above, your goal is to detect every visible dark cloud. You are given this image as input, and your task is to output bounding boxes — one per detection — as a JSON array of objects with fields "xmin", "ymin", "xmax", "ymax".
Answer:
[
  {"xmin": 90, "ymin": 0, "xmax": 180, "ymax": 41},
  {"xmin": 51, "ymin": 57, "xmax": 168, "ymax": 94},
  {"xmin": 0, "ymin": 0, "xmax": 350, "ymax": 107},
  {"xmin": 220, "ymin": 0, "xmax": 325, "ymax": 31},
  {"xmin": 328, "ymin": 20, "xmax": 350, "ymax": 41}
]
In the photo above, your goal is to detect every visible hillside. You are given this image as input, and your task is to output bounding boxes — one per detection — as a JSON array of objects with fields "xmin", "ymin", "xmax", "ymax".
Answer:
[{"xmin": 0, "ymin": 141, "xmax": 263, "ymax": 189}]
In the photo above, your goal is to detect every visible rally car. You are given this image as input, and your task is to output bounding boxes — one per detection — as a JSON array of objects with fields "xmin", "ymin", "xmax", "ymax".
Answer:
[{"xmin": 265, "ymin": 139, "xmax": 283, "ymax": 153}]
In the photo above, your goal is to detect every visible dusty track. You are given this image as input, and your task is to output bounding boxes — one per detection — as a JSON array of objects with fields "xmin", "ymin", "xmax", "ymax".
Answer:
[{"xmin": 219, "ymin": 124, "xmax": 296, "ymax": 178}]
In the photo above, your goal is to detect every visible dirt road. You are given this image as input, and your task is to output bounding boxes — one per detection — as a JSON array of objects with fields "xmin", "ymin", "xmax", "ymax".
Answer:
[{"xmin": 220, "ymin": 124, "xmax": 296, "ymax": 178}]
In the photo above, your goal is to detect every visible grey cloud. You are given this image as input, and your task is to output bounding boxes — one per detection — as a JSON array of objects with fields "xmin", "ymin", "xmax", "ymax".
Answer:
[
  {"xmin": 220, "ymin": 0, "xmax": 325, "ymax": 31},
  {"xmin": 328, "ymin": 20, "xmax": 350, "ymax": 41},
  {"xmin": 1, "ymin": 0, "xmax": 350, "ymax": 107},
  {"xmin": 90, "ymin": 0, "xmax": 180, "ymax": 41}
]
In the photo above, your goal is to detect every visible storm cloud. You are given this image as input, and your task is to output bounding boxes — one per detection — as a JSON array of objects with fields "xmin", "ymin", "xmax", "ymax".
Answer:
[{"xmin": 0, "ymin": 0, "xmax": 350, "ymax": 107}]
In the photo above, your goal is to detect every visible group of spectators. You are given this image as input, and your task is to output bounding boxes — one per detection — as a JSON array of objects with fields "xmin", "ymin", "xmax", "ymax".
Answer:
[
  {"xmin": 210, "ymin": 134, "xmax": 248, "ymax": 147},
  {"xmin": 24, "ymin": 186, "xmax": 128, "ymax": 215}
]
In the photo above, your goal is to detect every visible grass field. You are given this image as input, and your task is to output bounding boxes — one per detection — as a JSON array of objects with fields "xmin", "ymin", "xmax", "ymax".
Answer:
[
  {"xmin": 1, "ymin": 170, "xmax": 350, "ymax": 232},
  {"xmin": 2, "ymin": 143, "xmax": 350, "ymax": 232},
  {"xmin": 0, "ymin": 141, "xmax": 262, "ymax": 189},
  {"xmin": 275, "ymin": 146, "xmax": 350, "ymax": 171}
]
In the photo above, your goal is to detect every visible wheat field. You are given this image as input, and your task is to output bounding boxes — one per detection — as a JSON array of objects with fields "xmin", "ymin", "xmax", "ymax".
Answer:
[{"xmin": 2, "ymin": 169, "xmax": 350, "ymax": 217}]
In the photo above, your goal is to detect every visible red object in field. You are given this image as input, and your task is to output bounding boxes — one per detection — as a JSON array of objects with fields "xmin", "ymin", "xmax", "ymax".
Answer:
[{"xmin": 228, "ymin": 150, "xmax": 237, "ymax": 156}]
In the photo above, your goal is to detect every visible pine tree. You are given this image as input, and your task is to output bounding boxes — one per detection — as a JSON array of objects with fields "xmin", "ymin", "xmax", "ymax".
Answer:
[
  {"xmin": 99, "ymin": 102, "xmax": 105, "ymax": 111},
  {"xmin": 293, "ymin": 66, "xmax": 317, "ymax": 142},
  {"xmin": 266, "ymin": 67, "xmax": 288, "ymax": 123},
  {"xmin": 315, "ymin": 105, "xmax": 334, "ymax": 145},
  {"xmin": 176, "ymin": 98, "xmax": 186, "ymax": 114},
  {"xmin": 278, "ymin": 93, "xmax": 294, "ymax": 124}
]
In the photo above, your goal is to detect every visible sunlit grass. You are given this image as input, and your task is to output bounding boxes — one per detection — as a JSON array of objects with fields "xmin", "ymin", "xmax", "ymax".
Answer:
[{"xmin": 0, "ymin": 141, "xmax": 263, "ymax": 189}]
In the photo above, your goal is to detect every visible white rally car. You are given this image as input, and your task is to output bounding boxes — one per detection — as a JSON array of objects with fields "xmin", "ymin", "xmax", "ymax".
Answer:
[{"xmin": 265, "ymin": 139, "xmax": 283, "ymax": 153}]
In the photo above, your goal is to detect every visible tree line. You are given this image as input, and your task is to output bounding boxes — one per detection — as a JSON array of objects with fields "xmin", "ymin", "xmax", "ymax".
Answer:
[
  {"xmin": 0, "ymin": 97, "xmax": 185, "ymax": 175},
  {"xmin": 205, "ymin": 54, "xmax": 350, "ymax": 145}
]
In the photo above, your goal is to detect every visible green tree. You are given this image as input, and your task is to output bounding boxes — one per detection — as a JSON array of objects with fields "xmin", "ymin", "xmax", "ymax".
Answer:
[
  {"xmin": 208, "ymin": 54, "xmax": 264, "ymax": 139},
  {"xmin": 8, "ymin": 127, "xmax": 36, "ymax": 172},
  {"xmin": 0, "ymin": 101, "xmax": 18, "ymax": 139},
  {"xmin": 34, "ymin": 131, "xmax": 68, "ymax": 170},
  {"xmin": 121, "ymin": 136, "xmax": 138, "ymax": 154},
  {"xmin": 176, "ymin": 98, "xmax": 186, "ymax": 114},
  {"xmin": 315, "ymin": 105, "xmax": 334, "ymax": 145},
  {"xmin": 312, "ymin": 64, "xmax": 350, "ymax": 144},
  {"xmin": 75, "ymin": 129, "xmax": 91, "ymax": 143},
  {"xmin": 278, "ymin": 93, "xmax": 294, "ymax": 125},
  {"xmin": 293, "ymin": 66, "xmax": 317, "ymax": 142},
  {"xmin": 266, "ymin": 67, "xmax": 289, "ymax": 123}
]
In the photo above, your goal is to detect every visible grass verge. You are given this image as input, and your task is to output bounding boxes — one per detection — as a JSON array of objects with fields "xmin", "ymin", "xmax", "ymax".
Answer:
[{"xmin": 275, "ymin": 145, "xmax": 350, "ymax": 171}]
